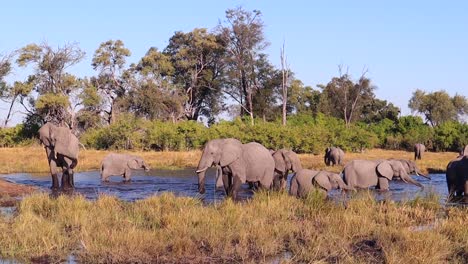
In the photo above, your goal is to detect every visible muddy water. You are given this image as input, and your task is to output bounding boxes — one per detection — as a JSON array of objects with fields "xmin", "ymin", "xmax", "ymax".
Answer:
[{"xmin": 0, "ymin": 170, "xmax": 450, "ymax": 203}]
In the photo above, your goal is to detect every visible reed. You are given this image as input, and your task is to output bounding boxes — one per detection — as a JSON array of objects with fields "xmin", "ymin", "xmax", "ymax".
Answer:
[{"xmin": 0, "ymin": 191, "xmax": 466, "ymax": 263}]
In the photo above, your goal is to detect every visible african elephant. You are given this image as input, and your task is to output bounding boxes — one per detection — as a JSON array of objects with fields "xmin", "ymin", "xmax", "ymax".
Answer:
[
  {"xmin": 196, "ymin": 138, "xmax": 275, "ymax": 199},
  {"xmin": 342, "ymin": 159, "xmax": 423, "ymax": 191},
  {"xmin": 100, "ymin": 153, "xmax": 150, "ymax": 182},
  {"xmin": 38, "ymin": 122, "xmax": 79, "ymax": 190},
  {"xmin": 324, "ymin": 147, "xmax": 345, "ymax": 166},
  {"xmin": 271, "ymin": 149, "xmax": 302, "ymax": 190},
  {"xmin": 446, "ymin": 155, "xmax": 468, "ymax": 201},
  {"xmin": 414, "ymin": 143, "xmax": 426, "ymax": 160},
  {"xmin": 289, "ymin": 169, "xmax": 351, "ymax": 198},
  {"xmin": 388, "ymin": 159, "xmax": 430, "ymax": 180},
  {"xmin": 458, "ymin": 145, "xmax": 468, "ymax": 157}
]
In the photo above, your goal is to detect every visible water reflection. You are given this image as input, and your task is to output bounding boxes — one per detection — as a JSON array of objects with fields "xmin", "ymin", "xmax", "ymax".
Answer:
[{"xmin": 0, "ymin": 170, "xmax": 451, "ymax": 204}]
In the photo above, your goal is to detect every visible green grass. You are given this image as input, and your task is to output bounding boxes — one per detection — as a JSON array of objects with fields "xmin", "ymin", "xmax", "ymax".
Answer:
[{"xmin": 0, "ymin": 192, "xmax": 466, "ymax": 263}]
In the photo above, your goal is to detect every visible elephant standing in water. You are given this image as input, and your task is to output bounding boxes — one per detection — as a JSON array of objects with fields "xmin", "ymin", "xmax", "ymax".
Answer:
[
  {"xmin": 271, "ymin": 149, "xmax": 302, "ymax": 190},
  {"xmin": 196, "ymin": 138, "xmax": 275, "ymax": 199},
  {"xmin": 38, "ymin": 123, "xmax": 79, "ymax": 190},
  {"xmin": 414, "ymin": 143, "xmax": 426, "ymax": 160},
  {"xmin": 324, "ymin": 147, "xmax": 345, "ymax": 166},
  {"xmin": 342, "ymin": 159, "xmax": 423, "ymax": 191},
  {"xmin": 446, "ymin": 154, "xmax": 468, "ymax": 201},
  {"xmin": 100, "ymin": 153, "xmax": 150, "ymax": 182},
  {"xmin": 289, "ymin": 169, "xmax": 351, "ymax": 198}
]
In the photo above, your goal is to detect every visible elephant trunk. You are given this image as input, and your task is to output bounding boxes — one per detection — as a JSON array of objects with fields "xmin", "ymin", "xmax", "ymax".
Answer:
[
  {"xmin": 196, "ymin": 156, "xmax": 213, "ymax": 194},
  {"xmin": 404, "ymin": 175, "xmax": 424, "ymax": 188},
  {"xmin": 416, "ymin": 169, "xmax": 430, "ymax": 179}
]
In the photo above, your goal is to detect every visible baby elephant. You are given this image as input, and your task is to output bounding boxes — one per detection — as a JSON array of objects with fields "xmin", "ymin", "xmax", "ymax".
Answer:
[
  {"xmin": 289, "ymin": 169, "xmax": 351, "ymax": 198},
  {"xmin": 100, "ymin": 153, "xmax": 150, "ymax": 182}
]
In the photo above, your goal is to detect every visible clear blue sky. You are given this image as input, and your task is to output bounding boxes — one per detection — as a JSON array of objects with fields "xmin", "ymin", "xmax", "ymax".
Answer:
[{"xmin": 1, "ymin": 0, "xmax": 467, "ymax": 125}]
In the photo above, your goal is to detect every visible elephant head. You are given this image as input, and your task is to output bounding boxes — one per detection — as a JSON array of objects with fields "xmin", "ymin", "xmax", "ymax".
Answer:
[
  {"xmin": 378, "ymin": 159, "xmax": 423, "ymax": 188},
  {"xmin": 196, "ymin": 138, "xmax": 243, "ymax": 194},
  {"xmin": 128, "ymin": 156, "xmax": 150, "ymax": 171},
  {"xmin": 272, "ymin": 149, "xmax": 302, "ymax": 174},
  {"xmin": 313, "ymin": 171, "xmax": 352, "ymax": 192},
  {"xmin": 394, "ymin": 159, "xmax": 429, "ymax": 179}
]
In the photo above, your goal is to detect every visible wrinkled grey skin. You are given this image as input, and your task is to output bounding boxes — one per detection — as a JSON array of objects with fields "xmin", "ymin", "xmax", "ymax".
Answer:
[
  {"xmin": 101, "ymin": 153, "xmax": 150, "ymax": 182},
  {"xmin": 38, "ymin": 123, "xmax": 79, "ymax": 190},
  {"xmin": 458, "ymin": 145, "xmax": 468, "ymax": 157},
  {"xmin": 324, "ymin": 147, "xmax": 345, "ymax": 166},
  {"xmin": 446, "ymin": 155, "xmax": 468, "ymax": 202},
  {"xmin": 196, "ymin": 138, "xmax": 275, "ymax": 199},
  {"xmin": 289, "ymin": 169, "xmax": 351, "ymax": 198},
  {"xmin": 414, "ymin": 143, "xmax": 426, "ymax": 160},
  {"xmin": 272, "ymin": 149, "xmax": 302, "ymax": 190},
  {"xmin": 388, "ymin": 159, "xmax": 430, "ymax": 180},
  {"xmin": 342, "ymin": 159, "xmax": 423, "ymax": 191}
]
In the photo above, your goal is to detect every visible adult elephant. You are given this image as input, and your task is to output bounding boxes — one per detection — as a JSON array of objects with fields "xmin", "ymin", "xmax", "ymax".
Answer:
[
  {"xmin": 342, "ymin": 159, "xmax": 423, "ymax": 191},
  {"xmin": 414, "ymin": 143, "xmax": 426, "ymax": 160},
  {"xmin": 289, "ymin": 169, "xmax": 351, "ymax": 198},
  {"xmin": 446, "ymin": 155, "xmax": 468, "ymax": 201},
  {"xmin": 38, "ymin": 122, "xmax": 79, "ymax": 190},
  {"xmin": 196, "ymin": 138, "xmax": 275, "ymax": 199},
  {"xmin": 271, "ymin": 149, "xmax": 302, "ymax": 190},
  {"xmin": 324, "ymin": 147, "xmax": 345, "ymax": 166},
  {"xmin": 389, "ymin": 159, "xmax": 430, "ymax": 180}
]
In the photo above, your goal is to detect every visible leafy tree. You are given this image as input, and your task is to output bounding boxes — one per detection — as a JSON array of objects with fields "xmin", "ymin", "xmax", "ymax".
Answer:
[
  {"xmin": 0, "ymin": 54, "xmax": 14, "ymax": 127},
  {"xmin": 409, "ymin": 89, "xmax": 468, "ymax": 127},
  {"xmin": 318, "ymin": 67, "xmax": 375, "ymax": 128},
  {"xmin": 129, "ymin": 47, "xmax": 185, "ymax": 122},
  {"xmin": 75, "ymin": 79, "xmax": 103, "ymax": 132},
  {"xmin": 218, "ymin": 7, "xmax": 269, "ymax": 125},
  {"xmin": 251, "ymin": 54, "xmax": 281, "ymax": 121},
  {"xmin": 91, "ymin": 40, "xmax": 131, "ymax": 124},
  {"xmin": 16, "ymin": 42, "xmax": 85, "ymax": 126},
  {"xmin": 288, "ymin": 79, "xmax": 321, "ymax": 115},
  {"xmin": 360, "ymin": 98, "xmax": 400, "ymax": 123},
  {"xmin": 164, "ymin": 28, "xmax": 226, "ymax": 121}
]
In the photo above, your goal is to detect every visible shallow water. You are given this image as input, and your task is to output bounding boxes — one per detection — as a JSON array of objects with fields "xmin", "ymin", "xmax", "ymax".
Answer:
[{"xmin": 0, "ymin": 170, "xmax": 450, "ymax": 203}]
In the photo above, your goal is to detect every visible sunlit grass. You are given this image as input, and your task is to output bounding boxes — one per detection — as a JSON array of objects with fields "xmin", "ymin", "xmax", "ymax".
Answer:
[
  {"xmin": 0, "ymin": 147, "xmax": 457, "ymax": 174},
  {"xmin": 0, "ymin": 192, "xmax": 466, "ymax": 263}
]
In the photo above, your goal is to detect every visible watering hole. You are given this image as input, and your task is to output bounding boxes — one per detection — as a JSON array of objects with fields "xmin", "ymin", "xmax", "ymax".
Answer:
[{"xmin": 0, "ymin": 169, "xmax": 450, "ymax": 204}]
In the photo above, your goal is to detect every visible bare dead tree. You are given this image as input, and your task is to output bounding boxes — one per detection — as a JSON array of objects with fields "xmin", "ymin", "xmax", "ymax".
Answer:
[{"xmin": 280, "ymin": 40, "xmax": 290, "ymax": 126}]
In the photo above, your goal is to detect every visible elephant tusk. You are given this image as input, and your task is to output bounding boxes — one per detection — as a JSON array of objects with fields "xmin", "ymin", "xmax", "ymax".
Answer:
[{"xmin": 196, "ymin": 167, "xmax": 209, "ymax": 173}]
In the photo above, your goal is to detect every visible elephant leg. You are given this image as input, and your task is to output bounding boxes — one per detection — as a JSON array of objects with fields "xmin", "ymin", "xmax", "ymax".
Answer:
[
  {"xmin": 64, "ymin": 157, "xmax": 75, "ymax": 188},
  {"xmin": 45, "ymin": 148, "xmax": 60, "ymax": 190},
  {"xmin": 222, "ymin": 173, "xmax": 231, "ymax": 195},
  {"xmin": 230, "ymin": 176, "xmax": 242, "ymax": 200},
  {"xmin": 124, "ymin": 168, "xmax": 132, "ymax": 182},
  {"xmin": 376, "ymin": 177, "xmax": 390, "ymax": 191},
  {"xmin": 61, "ymin": 169, "xmax": 72, "ymax": 190}
]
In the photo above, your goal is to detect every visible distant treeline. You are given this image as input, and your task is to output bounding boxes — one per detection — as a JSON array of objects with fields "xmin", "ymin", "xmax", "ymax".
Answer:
[{"xmin": 1, "ymin": 114, "xmax": 466, "ymax": 153}]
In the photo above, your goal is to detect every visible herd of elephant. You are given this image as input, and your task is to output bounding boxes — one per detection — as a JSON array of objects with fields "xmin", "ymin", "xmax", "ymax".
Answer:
[{"xmin": 38, "ymin": 123, "xmax": 468, "ymax": 202}]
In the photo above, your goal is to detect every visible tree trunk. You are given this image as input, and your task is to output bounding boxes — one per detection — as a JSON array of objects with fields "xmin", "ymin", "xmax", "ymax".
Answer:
[{"xmin": 3, "ymin": 94, "xmax": 17, "ymax": 127}]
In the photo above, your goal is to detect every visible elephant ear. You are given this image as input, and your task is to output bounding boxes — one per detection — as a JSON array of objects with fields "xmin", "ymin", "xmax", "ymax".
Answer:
[
  {"xmin": 287, "ymin": 151, "xmax": 302, "ymax": 172},
  {"xmin": 219, "ymin": 142, "xmax": 241, "ymax": 167},
  {"xmin": 38, "ymin": 123, "xmax": 53, "ymax": 147},
  {"xmin": 53, "ymin": 127, "xmax": 79, "ymax": 160},
  {"xmin": 273, "ymin": 151, "xmax": 286, "ymax": 173},
  {"xmin": 282, "ymin": 150, "xmax": 293, "ymax": 171},
  {"xmin": 127, "ymin": 159, "xmax": 139, "ymax": 169},
  {"xmin": 313, "ymin": 172, "xmax": 332, "ymax": 192},
  {"xmin": 377, "ymin": 161, "xmax": 393, "ymax": 180}
]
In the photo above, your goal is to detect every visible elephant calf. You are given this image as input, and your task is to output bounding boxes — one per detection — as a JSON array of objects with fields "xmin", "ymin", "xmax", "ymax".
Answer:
[
  {"xmin": 289, "ymin": 169, "xmax": 351, "ymax": 198},
  {"xmin": 272, "ymin": 149, "xmax": 302, "ymax": 191},
  {"xmin": 100, "ymin": 153, "xmax": 150, "ymax": 182}
]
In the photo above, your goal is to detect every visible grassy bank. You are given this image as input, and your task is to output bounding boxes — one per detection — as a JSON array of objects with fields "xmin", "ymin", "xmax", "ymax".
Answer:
[
  {"xmin": 0, "ymin": 192, "xmax": 466, "ymax": 263},
  {"xmin": 0, "ymin": 146, "xmax": 458, "ymax": 174}
]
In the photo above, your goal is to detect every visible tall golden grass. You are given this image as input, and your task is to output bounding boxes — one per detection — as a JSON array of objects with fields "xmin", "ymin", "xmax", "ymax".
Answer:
[
  {"xmin": 0, "ymin": 147, "xmax": 458, "ymax": 174},
  {"xmin": 0, "ymin": 191, "xmax": 466, "ymax": 263}
]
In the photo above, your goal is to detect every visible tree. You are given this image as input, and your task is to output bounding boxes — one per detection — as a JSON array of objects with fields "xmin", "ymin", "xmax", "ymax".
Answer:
[
  {"xmin": 218, "ymin": 7, "xmax": 269, "ymax": 125},
  {"xmin": 164, "ymin": 28, "xmax": 226, "ymax": 121},
  {"xmin": 91, "ymin": 40, "xmax": 131, "ymax": 124},
  {"xmin": 318, "ymin": 66, "xmax": 375, "ymax": 128},
  {"xmin": 360, "ymin": 98, "xmax": 400, "ymax": 123},
  {"xmin": 251, "ymin": 54, "xmax": 281, "ymax": 121},
  {"xmin": 288, "ymin": 80, "xmax": 320, "ymax": 115},
  {"xmin": 75, "ymin": 78, "xmax": 103, "ymax": 132},
  {"xmin": 129, "ymin": 47, "xmax": 185, "ymax": 122},
  {"xmin": 280, "ymin": 41, "xmax": 291, "ymax": 126},
  {"xmin": 0, "ymin": 53, "xmax": 14, "ymax": 127},
  {"xmin": 16, "ymin": 42, "xmax": 85, "ymax": 126},
  {"xmin": 409, "ymin": 89, "xmax": 468, "ymax": 127}
]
